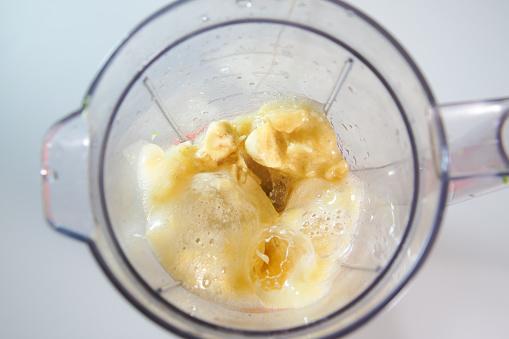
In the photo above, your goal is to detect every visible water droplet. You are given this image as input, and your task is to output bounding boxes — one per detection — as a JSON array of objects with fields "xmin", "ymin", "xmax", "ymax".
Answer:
[
  {"xmin": 374, "ymin": 242, "xmax": 384, "ymax": 259},
  {"xmin": 236, "ymin": 0, "xmax": 252, "ymax": 8},
  {"xmin": 281, "ymin": 49, "xmax": 292, "ymax": 57},
  {"xmin": 202, "ymin": 276, "xmax": 211, "ymax": 288},
  {"xmin": 90, "ymin": 136, "xmax": 98, "ymax": 148},
  {"xmin": 334, "ymin": 224, "xmax": 344, "ymax": 234},
  {"xmin": 201, "ymin": 16, "xmax": 209, "ymax": 22},
  {"xmin": 42, "ymin": 169, "xmax": 59, "ymax": 182}
]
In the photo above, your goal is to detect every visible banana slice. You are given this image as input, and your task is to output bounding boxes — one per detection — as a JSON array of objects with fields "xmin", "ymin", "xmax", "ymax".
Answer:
[
  {"xmin": 244, "ymin": 123, "xmax": 285, "ymax": 168},
  {"xmin": 205, "ymin": 121, "xmax": 238, "ymax": 161}
]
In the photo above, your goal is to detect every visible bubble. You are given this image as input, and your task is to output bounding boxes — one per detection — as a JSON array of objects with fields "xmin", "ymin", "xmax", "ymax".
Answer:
[
  {"xmin": 202, "ymin": 277, "xmax": 211, "ymax": 288},
  {"xmin": 41, "ymin": 169, "xmax": 59, "ymax": 182},
  {"xmin": 333, "ymin": 224, "xmax": 344, "ymax": 234}
]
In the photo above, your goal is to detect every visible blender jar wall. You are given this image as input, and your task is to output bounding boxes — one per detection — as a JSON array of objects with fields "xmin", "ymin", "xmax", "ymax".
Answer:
[
  {"xmin": 103, "ymin": 18, "xmax": 417, "ymax": 329},
  {"xmin": 84, "ymin": 0, "xmax": 446, "ymax": 337}
]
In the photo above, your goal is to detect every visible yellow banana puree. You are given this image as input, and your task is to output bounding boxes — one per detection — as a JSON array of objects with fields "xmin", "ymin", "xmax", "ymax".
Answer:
[{"xmin": 136, "ymin": 97, "xmax": 363, "ymax": 309}]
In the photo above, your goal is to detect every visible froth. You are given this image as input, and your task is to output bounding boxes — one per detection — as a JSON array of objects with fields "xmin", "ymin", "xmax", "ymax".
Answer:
[
  {"xmin": 136, "ymin": 97, "xmax": 364, "ymax": 310},
  {"xmin": 145, "ymin": 171, "xmax": 266, "ymax": 308},
  {"xmin": 278, "ymin": 175, "xmax": 363, "ymax": 260}
]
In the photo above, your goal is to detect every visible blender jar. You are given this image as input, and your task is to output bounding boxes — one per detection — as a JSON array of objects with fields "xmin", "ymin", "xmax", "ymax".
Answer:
[{"xmin": 41, "ymin": 0, "xmax": 509, "ymax": 338}]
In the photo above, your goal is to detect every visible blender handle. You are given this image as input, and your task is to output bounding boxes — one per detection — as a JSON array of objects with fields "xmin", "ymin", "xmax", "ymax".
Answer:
[
  {"xmin": 439, "ymin": 98, "xmax": 509, "ymax": 204},
  {"xmin": 41, "ymin": 110, "xmax": 95, "ymax": 241}
]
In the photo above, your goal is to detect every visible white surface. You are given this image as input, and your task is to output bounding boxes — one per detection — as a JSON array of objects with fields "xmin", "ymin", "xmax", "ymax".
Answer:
[{"xmin": 1, "ymin": 0, "xmax": 508, "ymax": 338}]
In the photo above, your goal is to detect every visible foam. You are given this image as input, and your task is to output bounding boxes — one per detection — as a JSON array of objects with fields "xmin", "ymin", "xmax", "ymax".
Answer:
[{"xmin": 135, "ymin": 97, "xmax": 364, "ymax": 310}]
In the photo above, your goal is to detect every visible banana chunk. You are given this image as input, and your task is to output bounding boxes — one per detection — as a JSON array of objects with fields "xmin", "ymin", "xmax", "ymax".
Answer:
[
  {"xmin": 244, "ymin": 123, "xmax": 286, "ymax": 168},
  {"xmin": 265, "ymin": 108, "xmax": 307, "ymax": 133},
  {"xmin": 245, "ymin": 100, "xmax": 349, "ymax": 182},
  {"xmin": 205, "ymin": 121, "xmax": 238, "ymax": 161}
]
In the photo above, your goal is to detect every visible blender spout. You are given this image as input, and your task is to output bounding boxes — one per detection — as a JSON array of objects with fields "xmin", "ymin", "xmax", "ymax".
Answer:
[{"xmin": 41, "ymin": 110, "xmax": 96, "ymax": 241}]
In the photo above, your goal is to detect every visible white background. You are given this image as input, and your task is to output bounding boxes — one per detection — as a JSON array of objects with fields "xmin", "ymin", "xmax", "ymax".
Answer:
[{"xmin": 1, "ymin": 0, "xmax": 508, "ymax": 338}]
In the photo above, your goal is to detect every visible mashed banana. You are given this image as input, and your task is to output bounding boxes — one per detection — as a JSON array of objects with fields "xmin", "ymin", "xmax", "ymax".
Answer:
[{"xmin": 136, "ymin": 97, "xmax": 363, "ymax": 309}]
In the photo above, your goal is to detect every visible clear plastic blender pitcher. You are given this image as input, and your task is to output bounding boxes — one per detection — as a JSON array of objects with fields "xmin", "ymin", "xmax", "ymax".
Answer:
[{"xmin": 41, "ymin": 0, "xmax": 509, "ymax": 338}]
